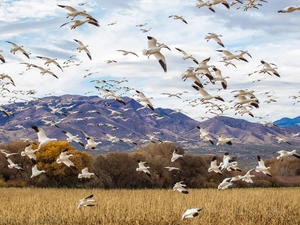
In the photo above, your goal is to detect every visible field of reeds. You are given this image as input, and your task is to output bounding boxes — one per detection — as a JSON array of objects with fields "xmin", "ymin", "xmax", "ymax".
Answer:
[{"xmin": 0, "ymin": 187, "xmax": 299, "ymax": 225}]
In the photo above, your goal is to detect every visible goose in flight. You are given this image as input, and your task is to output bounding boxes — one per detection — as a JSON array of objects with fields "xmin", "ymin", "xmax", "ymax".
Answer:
[
  {"xmin": 36, "ymin": 56, "xmax": 63, "ymax": 72},
  {"xmin": 208, "ymin": 156, "xmax": 222, "ymax": 175},
  {"xmin": 0, "ymin": 50, "xmax": 5, "ymax": 63},
  {"xmin": 74, "ymin": 39, "xmax": 92, "ymax": 60},
  {"xmin": 95, "ymin": 86, "xmax": 126, "ymax": 105},
  {"xmin": 164, "ymin": 166, "xmax": 181, "ymax": 171},
  {"xmin": 78, "ymin": 167, "xmax": 95, "ymax": 179},
  {"xmin": 5, "ymin": 156, "xmax": 23, "ymax": 170},
  {"xmin": 272, "ymin": 136, "xmax": 291, "ymax": 145},
  {"xmin": 236, "ymin": 169, "xmax": 255, "ymax": 183},
  {"xmin": 276, "ymin": 150, "xmax": 300, "ymax": 161},
  {"xmin": 197, "ymin": 126, "xmax": 214, "ymax": 145},
  {"xmin": 135, "ymin": 90, "xmax": 154, "ymax": 111},
  {"xmin": 212, "ymin": 67, "xmax": 228, "ymax": 89},
  {"xmin": 56, "ymin": 149, "xmax": 75, "ymax": 167},
  {"xmin": 181, "ymin": 69, "xmax": 203, "ymax": 88},
  {"xmin": 196, "ymin": 0, "xmax": 215, "ymax": 12},
  {"xmin": 173, "ymin": 181, "xmax": 188, "ymax": 194},
  {"xmin": 102, "ymin": 132, "xmax": 121, "ymax": 143},
  {"xmin": 80, "ymin": 131, "xmax": 101, "ymax": 150},
  {"xmin": 175, "ymin": 48, "xmax": 198, "ymax": 64},
  {"xmin": 255, "ymin": 155, "xmax": 272, "ymax": 177},
  {"xmin": 6, "ymin": 41, "xmax": 30, "ymax": 59},
  {"xmin": 21, "ymin": 144, "xmax": 38, "ymax": 160},
  {"xmin": 171, "ymin": 149, "xmax": 183, "ymax": 162},
  {"xmin": 62, "ymin": 131, "xmax": 84, "ymax": 147},
  {"xmin": 168, "ymin": 15, "xmax": 188, "ymax": 24},
  {"xmin": 258, "ymin": 60, "xmax": 280, "ymax": 77},
  {"xmin": 217, "ymin": 134, "xmax": 234, "ymax": 145},
  {"xmin": 142, "ymin": 36, "xmax": 167, "ymax": 72},
  {"xmin": 216, "ymin": 49, "xmax": 248, "ymax": 62},
  {"xmin": 31, "ymin": 164, "xmax": 45, "ymax": 178},
  {"xmin": 0, "ymin": 149, "xmax": 18, "ymax": 158},
  {"xmin": 60, "ymin": 18, "xmax": 99, "ymax": 29},
  {"xmin": 31, "ymin": 125, "xmax": 57, "ymax": 150},
  {"xmin": 218, "ymin": 177, "xmax": 233, "ymax": 190},
  {"xmin": 182, "ymin": 208, "xmax": 202, "ymax": 220},
  {"xmin": 136, "ymin": 160, "xmax": 151, "ymax": 177},
  {"xmin": 32, "ymin": 65, "xmax": 59, "ymax": 79},
  {"xmin": 57, "ymin": 5, "xmax": 98, "ymax": 22},
  {"xmin": 205, "ymin": 33, "xmax": 224, "ymax": 47},
  {"xmin": 116, "ymin": 50, "xmax": 139, "ymax": 57},
  {"xmin": 220, "ymin": 152, "xmax": 241, "ymax": 172},
  {"xmin": 78, "ymin": 194, "xmax": 96, "ymax": 209},
  {"xmin": 208, "ymin": 0, "xmax": 230, "ymax": 9},
  {"xmin": 192, "ymin": 85, "xmax": 224, "ymax": 102},
  {"xmin": 193, "ymin": 57, "xmax": 215, "ymax": 83},
  {"xmin": 278, "ymin": 5, "xmax": 300, "ymax": 13}
]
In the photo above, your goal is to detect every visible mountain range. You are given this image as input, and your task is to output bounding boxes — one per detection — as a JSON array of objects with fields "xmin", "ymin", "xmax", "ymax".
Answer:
[{"xmin": 0, "ymin": 94, "xmax": 299, "ymax": 159}]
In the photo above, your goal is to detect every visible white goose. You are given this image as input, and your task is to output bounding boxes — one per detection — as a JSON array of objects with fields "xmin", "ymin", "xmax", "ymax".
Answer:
[
  {"xmin": 32, "ymin": 65, "xmax": 59, "ymax": 79},
  {"xmin": 95, "ymin": 86, "xmax": 126, "ymax": 105},
  {"xmin": 205, "ymin": 33, "xmax": 224, "ymax": 47},
  {"xmin": 276, "ymin": 150, "xmax": 300, "ymax": 161},
  {"xmin": 136, "ymin": 160, "xmax": 151, "ymax": 177},
  {"xmin": 31, "ymin": 125, "xmax": 57, "ymax": 150},
  {"xmin": 181, "ymin": 69, "xmax": 203, "ymax": 88},
  {"xmin": 217, "ymin": 134, "xmax": 234, "ymax": 145},
  {"xmin": 173, "ymin": 181, "xmax": 188, "ymax": 194},
  {"xmin": 212, "ymin": 67, "xmax": 228, "ymax": 89},
  {"xmin": 21, "ymin": 144, "xmax": 38, "ymax": 160},
  {"xmin": 0, "ymin": 50, "xmax": 5, "ymax": 63},
  {"xmin": 31, "ymin": 164, "xmax": 45, "ymax": 178},
  {"xmin": 5, "ymin": 157, "xmax": 23, "ymax": 170},
  {"xmin": 216, "ymin": 49, "xmax": 248, "ymax": 62},
  {"xmin": 182, "ymin": 208, "xmax": 202, "ymax": 220},
  {"xmin": 255, "ymin": 155, "xmax": 272, "ymax": 177},
  {"xmin": 62, "ymin": 131, "xmax": 84, "ymax": 147},
  {"xmin": 74, "ymin": 39, "xmax": 92, "ymax": 60},
  {"xmin": 208, "ymin": 156, "xmax": 222, "ymax": 175},
  {"xmin": 192, "ymin": 85, "xmax": 224, "ymax": 102},
  {"xmin": 278, "ymin": 5, "xmax": 300, "ymax": 13},
  {"xmin": 218, "ymin": 177, "xmax": 233, "ymax": 190},
  {"xmin": 78, "ymin": 194, "xmax": 96, "ymax": 209},
  {"xmin": 175, "ymin": 48, "xmax": 198, "ymax": 64},
  {"xmin": 60, "ymin": 19, "xmax": 99, "ymax": 29},
  {"xmin": 197, "ymin": 126, "xmax": 214, "ymax": 145},
  {"xmin": 78, "ymin": 167, "xmax": 95, "ymax": 179},
  {"xmin": 142, "ymin": 36, "xmax": 167, "ymax": 72},
  {"xmin": 36, "ymin": 56, "xmax": 63, "ymax": 72},
  {"xmin": 80, "ymin": 131, "xmax": 101, "ymax": 150},
  {"xmin": 6, "ymin": 41, "xmax": 30, "ymax": 59},
  {"xmin": 56, "ymin": 149, "xmax": 75, "ymax": 167},
  {"xmin": 58, "ymin": 5, "xmax": 98, "ymax": 22},
  {"xmin": 168, "ymin": 15, "xmax": 188, "ymax": 24},
  {"xmin": 116, "ymin": 50, "xmax": 139, "ymax": 57},
  {"xmin": 171, "ymin": 149, "xmax": 183, "ymax": 162},
  {"xmin": 135, "ymin": 90, "xmax": 154, "ymax": 111}
]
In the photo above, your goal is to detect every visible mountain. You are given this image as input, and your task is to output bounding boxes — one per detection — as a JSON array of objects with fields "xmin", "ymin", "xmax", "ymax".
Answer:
[
  {"xmin": 274, "ymin": 116, "xmax": 300, "ymax": 127},
  {"xmin": 0, "ymin": 94, "xmax": 299, "ymax": 158}
]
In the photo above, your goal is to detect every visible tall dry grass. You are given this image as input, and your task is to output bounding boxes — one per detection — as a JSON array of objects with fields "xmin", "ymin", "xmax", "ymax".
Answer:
[{"xmin": 0, "ymin": 188, "xmax": 299, "ymax": 225}]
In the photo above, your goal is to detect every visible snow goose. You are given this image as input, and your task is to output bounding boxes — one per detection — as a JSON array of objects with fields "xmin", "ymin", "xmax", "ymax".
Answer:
[
  {"xmin": 197, "ymin": 126, "xmax": 214, "ymax": 144},
  {"xmin": 60, "ymin": 19, "xmax": 99, "ymax": 29},
  {"xmin": 0, "ymin": 149, "xmax": 18, "ymax": 157},
  {"xmin": 196, "ymin": 0, "xmax": 215, "ymax": 12},
  {"xmin": 239, "ymin": 169, "xmax": 255, "ymax": 183},
  {"xmin": 5, "ymin": 156, "xmax": 23, "ymax": 170},
  {"xmin": 168, "ymin": 15, "xmax": 188, "ymax": 24},
  {"xmin": 74, "ymin": 39, "xmax": 92, "ymax": 60},
  {"xmin": 31, "ymin": 164, "xmax": 45, "ymax": 178},
  {"xmin": 220, "ymin": 152, "xmax": 241, "ymax": 171},
  {"xmin": 0, "ymin": 50, "xmax": 5, "ymax": 63},
  {"xmin": 135, "ymin": 90, "xmax": 154, "ymax": 111},
  {"xmin": 95, "ymin": 86, "xmax": 126, "ymax": 105},
  {"xmin": 272, "ymin": 136, "xmax": 291, "ymax": 145},
  {"xmin": 276, "ymin": 150, "xmax": 300, "ymax": 161},
  {"xmin": 62, "ymin": 131, "xmax": 84, "ymax": 147},
  {"xmin": 208, "ymin": 156, "xmax": 222, "ymax": 175},
  {"xmin": 217, "ymin": 134, "xmax": 234, "ymax": 145},
  {"xmin": 173, "ymin": 181, "xmax": 188, "ymax": 194},
  {"xmin": 78, "ymin": 194, "xmax": 96, "ymax": 209},
  {"xmin": 278, "ymin": 5, "xmax": 300, "ymax": 13},
  {"xmin": 175, "ymin": 48, "xmax": 198, "ymax": 64},
  {"xmin": 32, "ymin": 65, "xmax": 59, "ymax": 79},
  {"xmin": 193, "ymin": 57, "xmax": 215, "ymax": 83},
  {"xmin": 116, "ymin": 50, "xmax": 139, "ymax": 57},
  {"xmin": 171, "ymin": 149, "xmax": 183, "ymax": 162},
  {"xmin": 164, "ymin": 166, "xmax": 181, "ymax": 171},
  {"xmin": 208, "ymin": 0, "xmax": 230, "ymax": 9},
  {"xmin": 142, "ymin": 36, "xmax": 167, "ymax": 72},
  {"xmin": 205, "ymin": 33, "xmax": 224, "ymax": 47},
  {"xmin": 258, "ymin": 60, "xmax": 280, "ymax": 77},
  {"xmin": 255, "ymin": 155, "xmax": 272, "ymax": 177},
  {"xmin": 102, "ymin": 132, "xmax": 121, "ymax": 143},
  {"xmin": 234, "ymin": 95, "xmax": 259, "ymax": 109},
  {"xmin": 181, "ymin": 69, "xmax": 203, "ymax": 88},
  {"xmin": 6, "ymin": 41, "xmax": 30, "ymax": 59},
  {"xmin": 31, "ymin": 125, "xmax": 57, "ymax": 150},
  {"xmin": 78, "ymin": 167, "xmax": 95, "ymax": 179},
  {"xmin": 136, "ymin": 160, "xmax": 151, "ymax": 177},
  {"xmin": 80, "ymin": 131, "xmax": 101, "ymax": 150},
  {"xmin": 21, "ymin": 144, "xmax": 38, "ymax": 160},
  {"xmin": 182, "ymin": 208, "xmax": 202, "ymax": 220},
  {"xmin": 36, "ymin": 56, "xmax": 63, "ymax": 72},
  {"xmin": 56, "ymin": 149, "xmax": 75, "ymax": 167},
  {"xmin": 218, "ymin": 177, "xmax": 233, "ymax": 190},
  {"xmin": 58, "ymin": 5, "xmax": 98, "ymax": 22},
  {"xmin": 192, "ymin": 85, "xmax": 224, "ymax": 102},
  {"xmin": 212, "ymin": 67, "xmax": 228, "ymax": 89},
  {"xmin": 216, "ymin": 49, "xmax": 248, "ymax": 62}
]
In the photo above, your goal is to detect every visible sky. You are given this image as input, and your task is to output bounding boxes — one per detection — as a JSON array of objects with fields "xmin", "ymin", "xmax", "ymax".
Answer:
[{"xmin": 0, "ymin": 0, "xmax": 300, "ymax": 124}]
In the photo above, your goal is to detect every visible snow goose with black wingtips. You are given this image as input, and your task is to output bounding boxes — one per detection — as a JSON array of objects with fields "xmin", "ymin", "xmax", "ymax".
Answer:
[
  {"xmin": 169, "ymin": 15, "xmax": 188, "ymax": 24},
  {"xmin": 208, "ymin": 156, "xmax": 222, "ymax": 175},
  {"xmin": 135, "ymin": 90, "xmax": 155, "ymax": 111},
  {"xmin": 36, "ymin": 56, "xmax": 63, "ymax": 72},
  {"xmin": 6, "ymin": 41, "xmax": 30, "ymax": 59},
  {"xmin": 218, "ymin": 177, "xmax": 233, "ymax": 190},
  {"xmin": 197, "ymin": 126, "xmax": 214, "ymax": 145},
  {"xmin": 278, "ymin": 5, "xmax": 300, "ymax": 13},
  {"xmin": 217, "ymin": 134, "xmax": 234, "ymax": 146},
  {"xmin": 80, "ymin": 131, "xmax": 101, "ymax": 150},
  {"xmin": 276, "ymin": 150, "xmax": 300, "ymax": 161},
  {"xmin": 62, "ymin": 131, "xmax": 84, "ymax": 147},
  {"xmin": 31, "ymin": 164, "xmax": 45, "ymax": 178},
  {"xmin": 31, "ymin": 125, "xmax": 57, "ymax": 150},
  {"xmin": 175, "ymin": 48, "xmax": 198, "ymax": 64},
  {"xmin": 21, "ymin": 144, "xmax": 38, "ymax": 160},
  {"xmin": 205, "ymin": 33, "xmax": 224, "ymax": 47},
  {"xmin": 136, "ymin": 160, "xmax": 151, "ymax": 177},
  {"xmin": 74, "ymin": 39, "xmax": 92, "ymax": 60},
  {"xmin": 255, "ymin": 155, "xmax": 272, "ymax": 177},
  {"xmin": 173, "ymin": 181, "xmax": 188, "ymax": 194},
  {"xmin": 212, "ymin": 67, "xmax": 228, "ymax": 89},
  {"xmin": 182, "ymin": 208, "xmax": 203, "ymax": 220},
  {"xmin": 58, "ymin": 4, "xmax": 98, "ymax": 22},
  {"xmin": 78, "ymin": 167, "xmax": 95, "ymax": 179},
  {"xmin": 192, "ymin": 85, "xmax": 224, "ymax": 102},
  {"xmin": 56, "ymin": 149, "xmax": 75, "ymax": 167},
  {"xmin": 181, "ymin": 69, "xmax": 203, "ymax": 88},
  {"xmin": 78, "ymin": 194, "xmax": 96, "ymax": 209},
  {"xmin": 171, "ymin": 149, "xmax": 183, "ymax": 162}
]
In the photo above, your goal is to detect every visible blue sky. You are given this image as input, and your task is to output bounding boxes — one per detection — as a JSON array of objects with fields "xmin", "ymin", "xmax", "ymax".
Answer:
[{"xmin": 0, "ymin": 0, "xmax": 299, "ymax": 123}]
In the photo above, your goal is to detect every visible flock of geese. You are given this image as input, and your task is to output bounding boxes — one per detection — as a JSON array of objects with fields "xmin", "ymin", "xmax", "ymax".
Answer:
[{"xmin": 0, "ymin": 0, "xmax": 300, "ymax": 221}]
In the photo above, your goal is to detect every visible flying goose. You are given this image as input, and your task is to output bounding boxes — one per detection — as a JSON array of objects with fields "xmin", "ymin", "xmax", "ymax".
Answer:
[
  {"xmin": 56, "ymin": 149, "xmax": 75, "ymax": 167},
  {"xmin": 193, "ymin": 57, "xmax": 215, "ymax": 83},
  {"xmin": 220, "ymin": 152, "xmax": 241, "ymax": 172},
  {"xmin": 208, "ymin": 0, "xmax": 230, "ymax": 9},
  {"xmin": 95, "ymin": 86, "xmax": 126, "ymax": 105},
  {"xmin": 168, "ymin": 15, "xmax": 188, "ymax": 24},
  {"xmin": 5, "ymin": 156, "xmax": 23, "ymax": 170},
  {"xmin": 216, "ymin": 49, "xmax": 248, "ymax": 62},
  {"xmin": 62, "ymin": 131, "xmax": 84, "ymax": 147},
  {"xmin": 6, "ymin": 41, "xmax": 30, "ymax": 59},
  {"xmin": 135, "ymin": 90, "xmax": 154, "ymax": 111},
  {"xmin": 171, "ymin": 149, "xmax": 183, "ymax": 162},
  {"xmin": 182, "ymin": 208, "xmax": 202, "ymax": 220},
  {"xmin": 211, "ymin": 67, "xmax": 228, "ymax": 89},
  {"xmin": 36, "ymin": 56, "xmax": 63, "ymax": 72},
  {"xmin": 173, "ymin": 181, "xmax": 188, "ymax": 194},
  {"xmin": 80, "ymin": 131, "xmax": 101, "ymax": 150},
  {"xmin": 116, "ymin": 50, "xmax": 139, "ymax": 57},
  {"xmin": 208, "ymin": 156, "xmax": 222, "ymax": 175},
  {"xmin": 31, "ymin": 125, "xmax": 57, "ymax": 150},
  {"xmin": 181, "ymin": 69, "xmax": 203, "ymax": 88},
  {"xmin": 58, "ymin": 5, "xmax": 98, "ymax": 22},
  {"xmin": 205, "ymin": 33, "xmax": 224, "ymax": 47},
  {"xmin": 20, "ymin": 144, "xmax": 38, "ymax": 160},
  {"xmin": 278, "ymin": 5, "xmax": 300, "ymax": 13},
  {"xmin": 164, "ymin": 166, "xmax": 181, "ymax": 171},
  {"xmin": 31, "ymin": 164, "xmax": 45, "ymax": 178},
  {"xmin": 216, "ymin": 134, "xmax": 234, "ymax": 146},
  {"xmin": 196, "ymin": 0, "xmax": 215, "ymax": 12},
  {"xmin": 78, "ymin": 194, "xmax": 96, "ymax": 209},
  {"xmin": 197, "ymin": 126, "xmax": 214, "ymax": 145},
  {"xmin": 78, "ymin": 167, "xmax": 95, "ymax": 179},
  {"xmin": 74, "ymin": 39, "xmax": 92, "ymax": 60},
  {"xmin": 218, "ymin": 177, "xmax": 233, "ymax": 190},
  {"xmin": 142, "ymin": 36, "xmax": 167, "ymax": 72},
  {"xmin": 255, "ymin": 155, "xmax": 272, "ymax": 177},
  {"xmin": 192, "ymin": 85, "xmax": 224, "ymax": 102},
  {"xmin": 259, "ymin": 60, "xmax": 280, "ymax": 77},
  {"xmin": 136, "ymin": 160, "xmax": 151, "ymax": 177},
  {"xmin": 175, "ymin": 48, "xmax": 198, "ymax": 64},
  {"xmin": 238, "ymin": 169, "xmax": 255, "ymax": 183},
  {"xmin": 276, "ymin": 150, "xmax": 300, "ymax": 161},
  {"xmin": 0, "ymin": 50, "xmax": 5, "ymax": 63},
  {"xmin": 0, "ymin": 149, "xmax": 18, "ymax": 157},
  {"xmin": 32, "ymin": 65, "xmax": 59, "ymax": 79}
]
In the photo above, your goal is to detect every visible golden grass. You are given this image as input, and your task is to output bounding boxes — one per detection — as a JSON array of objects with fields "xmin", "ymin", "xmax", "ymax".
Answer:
[{"xmin": 0, "ymin": 187, "xmax": 299, "ymax": 225}]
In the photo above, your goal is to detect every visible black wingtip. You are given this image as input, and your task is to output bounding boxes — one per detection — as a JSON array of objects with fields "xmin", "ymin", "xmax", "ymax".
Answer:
[{"xmin": 31, "ymin": 125, "xmax": 39, "ymax": 132}]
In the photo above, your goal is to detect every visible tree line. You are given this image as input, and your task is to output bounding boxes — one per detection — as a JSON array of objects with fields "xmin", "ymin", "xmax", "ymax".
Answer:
[{"xmin": 0, "ymin": 140, "xmax": 299, "ymax": 188}]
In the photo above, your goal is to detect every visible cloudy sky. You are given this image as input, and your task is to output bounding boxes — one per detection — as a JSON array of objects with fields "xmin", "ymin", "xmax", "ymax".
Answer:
[{"xmin": 0, "ymin": 0, "xmax": 299, "ymax": 123}]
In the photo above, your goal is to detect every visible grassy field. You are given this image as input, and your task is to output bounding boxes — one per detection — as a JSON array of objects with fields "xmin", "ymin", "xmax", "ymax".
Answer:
[{"xmin": 0, "ymin": 187, "xmax": 299, "ymax": 225}]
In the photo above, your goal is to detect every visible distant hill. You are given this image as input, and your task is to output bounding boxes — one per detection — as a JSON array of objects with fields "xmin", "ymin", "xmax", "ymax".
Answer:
[
  {"xmin": 274, "ymin": 116, "xmax": 300, "ymax": 127},
  {"xmin": 0, "ymin": 94, "xmax": 299, "ymax": 159}
]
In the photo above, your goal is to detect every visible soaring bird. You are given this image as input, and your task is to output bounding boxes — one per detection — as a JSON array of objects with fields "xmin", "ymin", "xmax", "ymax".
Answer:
[
  {"xmin": 60, "ymin": 19, "xmax": 99, "ymax": 29},
  {"xmin": 21, "ymin": 144, "xmax": 38, "ymax": 160},
  {"xmin": 217, "ymin": 134, "xmax": 234, "ymax": 145},
  {"xmin": 142, "ymin": 36, "xmax": 168, "ymax": 72},
  {"xmin": 78, "ymin": 194, "xmax": 96, "ymax": 209},
  {"xmin": 36, "ymin": 56, "xmax": 63, "ymax": 72},
  {"xmin": 136, "ymin": 160, "xmax": 151, "ymax": 177},
  {"xmin": 135, "ymin": 90, "xmax": 154, "ymax": 111},
  {"xmin": 173, "ymin": 181, "xmax": 188, "ymax": 194},
  {"xmin": 6, "ymin": 41, "xmax": 30, "ymax": 59},
  {"xmin": 62, "ymin": 131, "xmax": 84, "ymax": 147},
  {"xmin": 192, "ymin": 85, "xmax": 224, "ymax": 102},
  {"xmin": 116, "ymin": 50, "xmax": 139, "ymax": 57},
  {"xmin": 218, "ymin": 177, "xmax": 233, "ymax": 190},
  {"xmin": 278, "ymin": 5, "xmax": 300, "ymax": 13},
  {"xmin": 171, "ymin": 149, "xmax": 183, "ymax": 162},
  {"xmin": 58, "ymin": 4, "xmax": 98, "ymax": 22},
  {"xmin": 78, "ymin": 167, "xmax": 95, "ymax": 179},
  {"xmin": 74, "ymin": 39, "xmax": 92, "ymax": 60},
  {"xmin": 31, "ymin": 164, "xmax": 45, "ymax": 178},
  {"xmin": 168, "ymin": 15, "xmax": 188, "ymax": 24},
  {"xmin": 197, "ymin": 126, "xmax": 214, "ymax": 145},
  {"xmin": 205, "ymin": 33, "xmax": 224, "ymax": 47},
  {"xmin": 80, "ymin": 131, "xmax": 101, "ymax": 150},
  {"xmin": 5, "ymin": 156, "xmax": 23, "ymax": 170},
  {"xmin": 31, "ymin": 125, "xmax": 57, "ymax": 150},
  {"xmin": 0, "ymin": 50, "xmax": 5, "ymax": 63},
  {"xmin": 255, "ymin": 155, "xmax": 272, "ymax": 177},
  {"xmin": 32, "ymin": 65, "xmax": 59, "ymax": 79},
  {"xmin": 175, "ymin": 48, "xmax": 198, "ymax": 64},
  {"xmin": 276, "ymin": 150, "xmax": 300, "ymax": 161},
  {"xmin": 182, "ymin": 208, "xmax": 202, "ymax": 220},
  {"xmin": 56, "ymin": 149, "xmax": 75, "ymax": 167},
  {"xmin": 208, "ymin": 156, "xmax": 222, "ymax": 175}
]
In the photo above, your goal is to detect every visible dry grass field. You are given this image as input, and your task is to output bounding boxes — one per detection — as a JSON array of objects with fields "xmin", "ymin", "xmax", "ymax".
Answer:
[{"xmin": 0, "ymin": 187, "xmax": 299, "ymax": 225}]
